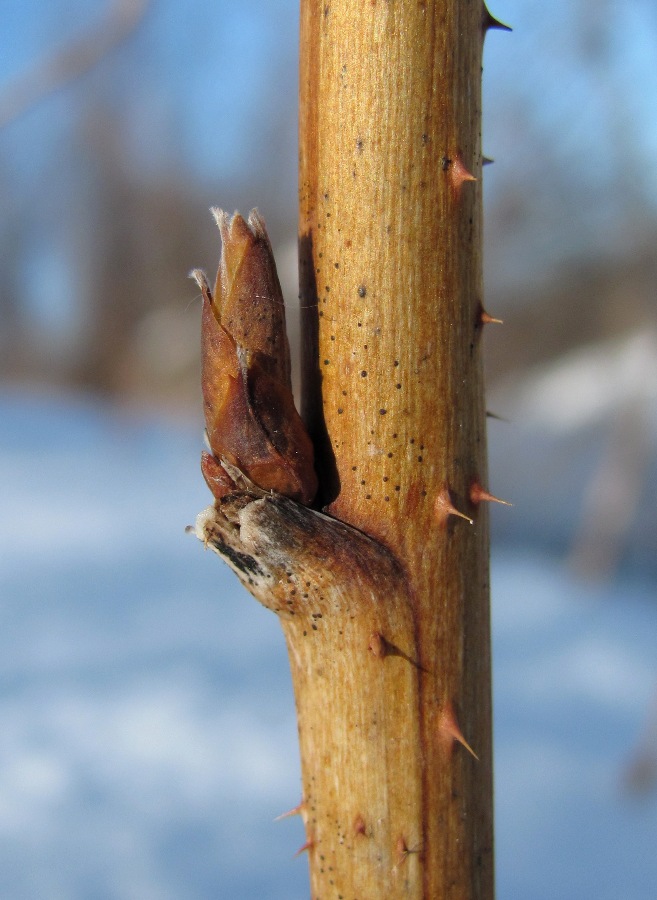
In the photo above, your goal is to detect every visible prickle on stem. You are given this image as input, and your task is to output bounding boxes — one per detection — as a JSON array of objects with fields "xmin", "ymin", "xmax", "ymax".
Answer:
[
  {"xmin": 447, "ymin": 152, "xmax": 477, "ymax": 193},
  {"xmin": 438, "ymin": 701, "xmax": 479, "ymax": 760},
  {"xmin": 368, "ymin": 631, "xmax": 389, "ymax": 659},
  {"xmin": 434, "ymin": 484, "xmax": 473, "ymax": 527},
  {"xmin": 394, "ymin": 835, "xmax": 421, "ymax": 869},
  {"xmin": 274, "ymin": 801, "xmax": 305, "ymax": 822},
  {"xmin": 469, "ymin": 479, "xmax": 512, "ymax": 508},
  {"xmin": 479, "ymin": 307, "xmax": 503, "ymax": 326},
  {"xmin": 482, "ymin": 4, "xmax": 512, "ymax": 33},
  {"xmin": 294, "ymin": 836, "xmax": 314, "ymax": 858}
]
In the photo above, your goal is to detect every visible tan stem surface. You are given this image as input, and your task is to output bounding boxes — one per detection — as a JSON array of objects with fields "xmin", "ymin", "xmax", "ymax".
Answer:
[{"xmin": 294, "ymin": 1, "xmax": 494, "ymax": 896}]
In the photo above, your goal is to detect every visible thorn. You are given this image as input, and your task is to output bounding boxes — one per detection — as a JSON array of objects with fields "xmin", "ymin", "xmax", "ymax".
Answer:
[
  {"xmin": 475, "ymin": 301, "xmax": 503, "ymax": 334},
  {"xmin": 353, "ymin": 814, "xmax": 367, "ymax": 836},
  {"xmin": 482, "ymin": 5, "xmax": 512, "ymax": 33},
  {"xmin": 368, "ymin": 632, "xmax": 427, "ymax": 671},
  {"xmin": 396, "ymin": 836, "xmax": 410, "ymax": 865},
  {"xmin": 434, "ymin": 484, "xmax": 473, "ymax": 527},
  {"xmin": 482, "ymin": 155, "xmax": 494, "ymax": 166},
  {"xmin": 294, "ymin": 837, "xmax": 314, "ymax": 858},
  {"xmin": 480, "ymin": 308, "xmax": 503, "ymax": 325},
  {"xmin": 470, "ymin": 479, "xmax": 512, "ymax": 507},
  {"xmin": 486, "ymin": 410, "xmax": 508, "ymax": 422},
  {"xmin": 448, "ymin": 153, "xmax": 477, "ymax": 192},
  {"xmin": 395, "ymin": 835, "xmax": 421, "ymax": 868},
  {"xmin": 438, "ymin": 702, "xmax": 479, "ymax": 760},
  {"xmin": 275, "ymin": 801, "xmax": 304, "ymax": 821},
  {"xmin": 369, "ymin": 631, "xmax": 389, "ymax": 659}
]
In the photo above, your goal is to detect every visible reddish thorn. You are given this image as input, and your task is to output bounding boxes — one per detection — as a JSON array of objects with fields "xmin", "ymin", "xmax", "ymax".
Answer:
[
  {"xmin": 470, "ymin": 479, "xmax": 512, "ymax": 507},
  {"xmin": 482, "ymin": 5, "xmax": 512, "ymax": 32},
  {"xmin": 434, "ymin": 484, "xmax": 473, "ymax": 527},
  {"xmin": 353, "ymin": 814, "xmax": 367, "ymax": 836},
  {"xmin": 369, "ymin": 632, "xmax": 427, "ymax": 671},
  {"xmin": 274, "ymin": 801, "xmax": 304, "ymax": 822},
  {"xmin": 369, "ymin": 631, "xmax": 388, "ymax": 659},
  {"xmin": 395, "ymin": 835, "xmax": 420, "ymax": 867},
  {"xmin": 449, "ymin": 153, "xmax": 477, "ymax": 191},
  {"xmin": 294, "ymin": 837, "xmax": 314, "ymax": 858},
  {"xmin": 480, "ymin": 308, "xmax": 503, "ymax": 325},
  {"xmin": 438, "ymin": 702, "xmax": 479, "ymax": 760},
  {"xmin": 396, "ymin": 836, "xmax": 409, "ymax": 865}
]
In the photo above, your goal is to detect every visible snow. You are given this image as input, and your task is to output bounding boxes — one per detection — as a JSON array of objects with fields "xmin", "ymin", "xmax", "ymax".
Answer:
[{"xmin": 1, "ymin": 387, "xmax": 657, "ymax": 898}]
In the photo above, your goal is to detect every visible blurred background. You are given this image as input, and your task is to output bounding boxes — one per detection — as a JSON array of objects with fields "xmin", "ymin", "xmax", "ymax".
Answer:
[{"xmin": 1, "ymin": 1, "xmax": 657, "ymax": 897}]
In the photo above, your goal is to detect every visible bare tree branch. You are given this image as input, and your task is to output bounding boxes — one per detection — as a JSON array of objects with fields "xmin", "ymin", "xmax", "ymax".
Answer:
[{"xmin": 0, "ymin": 0, "xmax": 150, "ymax": 129}]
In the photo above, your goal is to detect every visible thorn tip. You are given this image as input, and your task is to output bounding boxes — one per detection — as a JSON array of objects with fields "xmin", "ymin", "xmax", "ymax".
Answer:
[
  {"xmin": 438, "ymin": 702, "xmax": 479, "ymax": 759},
  {"xmin": 482, "ymin": 5, "xmax": 512, "ymax": 32},
  {"xmin": 480, "ymin": 308, "xmax": 503, "ymax": 326},
  {"xmin": 275, "ymin": 801, "xmax": 304, "ymax": 821},
  {"xmin": 434, "ymin": 485, "xmax": 473, "ymax": 526},
  {"xmin": 470, "ymin": 479, "xmax": 512, "ymax": 507},
  {"xmin": 294, "ymin": 837, "xmax": 314, "ymax": 858}
]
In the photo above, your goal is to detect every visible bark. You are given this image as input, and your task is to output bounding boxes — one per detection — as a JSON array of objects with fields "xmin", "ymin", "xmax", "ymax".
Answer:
[
  {"xmin": 193, "ymin": 1, "xmax": 499, "ymax": 896},
  {"xmin": 297, "ymin": 2, "xmax": 494, "ymax": 894}
]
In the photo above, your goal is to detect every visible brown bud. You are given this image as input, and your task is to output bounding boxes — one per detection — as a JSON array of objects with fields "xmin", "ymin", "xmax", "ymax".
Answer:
[{"xmin": 195, "ymin": 209, "xmax": 317, "ymax": 505}]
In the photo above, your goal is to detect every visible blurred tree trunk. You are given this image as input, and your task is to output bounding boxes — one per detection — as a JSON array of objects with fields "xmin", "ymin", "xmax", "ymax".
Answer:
[{"xmin": 294, "ymin": 1, "xmax": 495, "ymax": 896}]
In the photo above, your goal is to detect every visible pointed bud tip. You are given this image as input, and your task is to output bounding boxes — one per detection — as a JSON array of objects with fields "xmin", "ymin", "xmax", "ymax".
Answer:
[
  {"xmin": 212, "ymin": 207, "xmax": 267, "ymax": 244},
  {"xmin": 247, "ymin": 207, "xmax": 268, "ymax": 240},
  {"xmin": 210, "ymin": 206, "xmax": 228, "ymax": 231},
  {"xmin": 211, "ymin": 207, "xmax": 254, "ymax": 249},
  {"xmin": 189, "ymin": 268, "xmax": 210, "ymax": 292}
]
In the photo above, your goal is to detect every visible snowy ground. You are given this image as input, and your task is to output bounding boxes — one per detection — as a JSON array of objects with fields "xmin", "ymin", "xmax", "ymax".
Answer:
[{"xmin": 1, "ymin": 387, "xmax": 656, "ymax": 899}]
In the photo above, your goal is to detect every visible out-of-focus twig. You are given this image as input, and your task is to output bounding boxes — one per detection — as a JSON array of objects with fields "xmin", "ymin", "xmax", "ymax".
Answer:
[
  {"xmin": 568, "ymin": 400, "xmax": 652, "ymax": 579},
  {"xmin": 623, "ymin": 684, "xmax": 657, "ymax": 796},
  {"xmin": 0, "ymin": 0, "xmax": 150, "ymax": 129}
]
